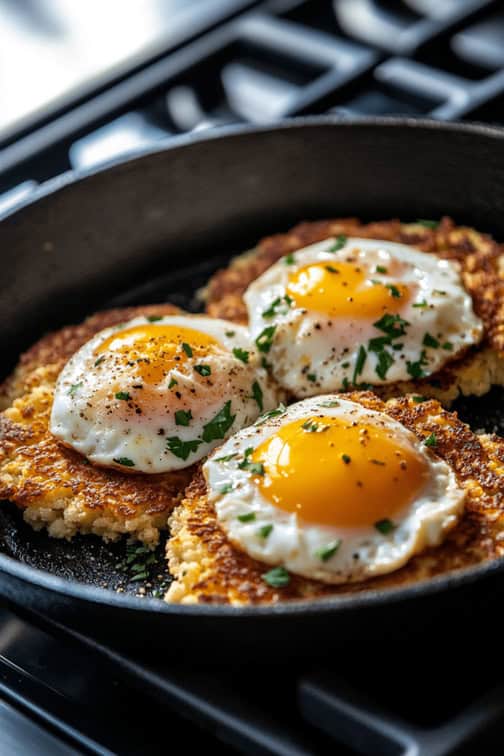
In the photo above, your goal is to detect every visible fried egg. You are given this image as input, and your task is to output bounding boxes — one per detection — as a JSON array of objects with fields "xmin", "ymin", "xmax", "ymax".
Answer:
[
  {"xmin": 50, "ymin": 315, "xmax": 279, "ymax": 473},
  {"xmin": 204, "ymin": 396, "xmax": 465, "ymax": 583},
  {"xmin": 244, "ymin": 238, "xmax": 483, "ymax": 397}
]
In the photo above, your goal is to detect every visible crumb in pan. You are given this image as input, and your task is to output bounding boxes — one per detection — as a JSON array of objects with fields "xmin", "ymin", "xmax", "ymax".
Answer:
[{"xmin": 165, "ymin": 392, "xmax": 504, "ymax": 605}]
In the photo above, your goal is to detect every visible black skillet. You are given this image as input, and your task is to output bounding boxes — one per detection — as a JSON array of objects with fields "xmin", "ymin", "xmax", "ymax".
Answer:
[{"xmin": 1, "ymin": 117, "xmax": 504, "ymax": 659}]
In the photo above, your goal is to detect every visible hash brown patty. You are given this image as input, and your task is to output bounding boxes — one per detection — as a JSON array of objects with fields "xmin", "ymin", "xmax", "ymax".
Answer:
[
  {"xmin": 0, "ymin": 305, "xmax": 194, "ymax": 545},
  {"xmin": 204, "ymin": 217, "xmax": 504, "ymax": 405},
  {"xmin": 165, "ymin": 391, "xmax": 504, "ymax": 605}
]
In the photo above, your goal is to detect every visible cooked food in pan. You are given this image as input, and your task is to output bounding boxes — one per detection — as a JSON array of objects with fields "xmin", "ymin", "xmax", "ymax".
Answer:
[
  {"xmin": 0, "ymin": 216, "xmax": 503, "ymax": 606},
  {"xmin": 0, "ymin": 306, "xmax": 278, "ymax": 543},
  {"xmin": 166, "ymin": 392, "xmax": 504, "ymax": 605},
  {"xmin": 205, "ymin": 217, "xmax": 504, "ymax": 406}
]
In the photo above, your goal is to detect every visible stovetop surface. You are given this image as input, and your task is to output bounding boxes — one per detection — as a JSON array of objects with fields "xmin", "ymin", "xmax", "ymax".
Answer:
[{"xmin": 2, "ymin": 1, "xmax": 504, "ymax": 753}]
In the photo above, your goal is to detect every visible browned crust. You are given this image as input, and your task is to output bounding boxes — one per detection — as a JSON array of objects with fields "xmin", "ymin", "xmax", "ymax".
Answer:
[
  {"xmin": 0, "ymin": 304, "xmax": 193, "ymax": 542},
  {"xmin": 166, "ymin": 392, "xmax": 504, "ymax": 605},
  {"xmin": 204, "ymin": 216, "xmax": 504, "ymax": 353}
]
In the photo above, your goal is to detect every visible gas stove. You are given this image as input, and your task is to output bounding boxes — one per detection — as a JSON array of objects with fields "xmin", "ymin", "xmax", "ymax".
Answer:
[{"xmin": 1, "ymin": 2, "xmax": 504, "ymax": 753}]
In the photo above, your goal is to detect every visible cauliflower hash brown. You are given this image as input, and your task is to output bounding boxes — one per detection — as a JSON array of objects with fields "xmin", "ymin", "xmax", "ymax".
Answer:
[
  {"xmin": 204, "ymin": 217, "xmax": 504, "ymax": 406},
  {"xmin": 165, "ymin": 392, "xmax": 504, "ymax": 605},
  {"xmin": 0, "ymin": 305, "xmax": 194, "ymax": 545}
]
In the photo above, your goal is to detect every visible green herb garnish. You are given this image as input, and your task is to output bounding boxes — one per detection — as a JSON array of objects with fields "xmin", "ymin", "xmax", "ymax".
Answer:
[
  {"xmin": 262, "ymin": 295, "xmax": 293, "ymax": 319},
  {"xmin": 219, "ymin": 483, "xmax": 233, "ymax": 494},
  {"xmin": 255, "ymin": 325, "xmax": 276, "ymax": 353},
  {"xmin": 375, "ymin": 519, "xmax": 396, "ymax": 534},
  {"xmin": 215, "ymin": 453, "xmax": 238, "ymax": 463},
  {"xmin": 113, "ymin": 457, "xmax": 135, "ymax": 467},
  {"xmin": 255, "ymin": 403, "xmax": 287, "ymax": 424},
  {"xmin": 182, "ymin": 342, "xmax": 193, "ymax": 357},
  {"xmin": 406, "ymin": 350, "xmax": 429, "ymax": 379},
  {"xmin": 302, "ymin": 420, "xmax": 319, "ymax": 433},
  {"xmin": 315, "ymin": 540, "xmax": 341, "ymax": 562},
  {"xmin": 195, "ymin": 364, "xmax": 211, "ymax": 376},
  {"xmin": 424, "ymin": 432, "xmax": 437, "ymax": 447},
  {"xmin": 225, "ymin": 330, "xmax": 236, "ymax": 338},
  {"xmin": 329, "ymin": 234, "xmax": 347, "ymax": 252},
  {"xmin": 233, "ymin": 347, "xmax": 250, "ymax": 363},
  {"xmin": 342, "ymin": 454, "xmax": 351, "ymax": 464},
  {"xmin": 442, "ymin": 342, "xmax": 453, "ymax": 351},
  {"xmin": 175, "ymin": 409, "xmax": 192, "ymax": 426},
  {"xmin": 202, "ymin": 401, "xmax": 235, "ymax": 442},
  {"xmin": 376, "ymin": 265, "xmax": 388, "ymax": 274},
  {"xmin": 146, "ymin": 315, "xmax": 163, "ymax": 322},
  {"xmin": 68, "ymin": 382, "xmax": 83, "ymax": 397},
  {"xmin": 251, "ymin": 380, "xmax": 263, "ymax": 411},
  {"xmin": 115, "ymin": 391, "xmax": 131, "ymax": 401},
  {"xmin": 353, "ymin": 345, "xmax": 367, "ymax": 384},
  {"xmin": 423, "ymin": 333, "xmax": 440, "ymax": 349},
  {"xmin": 413, "ymin": 300, "xmax": 428, "ymax": 309},
  {"xmin": 307, "ymin": 373, "xmax": 317, "ymax": 383},
  {"xmin": 416, "ymin": 219, "xmax": 439, "ymax": 229},
  {"xmin": 168, "ymin": 377, "xmax": 178, "ymax": 389},
  {"xmin": 373, "ymin": 313, "xmax": 409, "ymax": 339},
  {"xmin": 238, "ymin": 447, "xmax": 265, "ymax": 475},
  {"xmin": 284, "ymin": 253, "xmax": 295, "ymax": 265},
  {"xmin": 386, "ymin": 284, "xmax": 401, "ymax": 298},
  {"xmin": 166, "ymin": 437, "xmax": 201, "ymax": 460},
  {"xmin": 238, "ymin": 512, "xmax": 256, "ymax": 523},
  {"xmin": 94, "ymin": 356, "xmax": 105, "ymax": 367},
  {"xmin": 262, "ymin": 566, "xmax": 290, "ymax": 587},
  {"xmin": 258, "ymin": 524, "xmax": 273, "ymax": 539},
  {"xmin": 412, "ymin": 395, "xmax": 428, "ymax": 403}
]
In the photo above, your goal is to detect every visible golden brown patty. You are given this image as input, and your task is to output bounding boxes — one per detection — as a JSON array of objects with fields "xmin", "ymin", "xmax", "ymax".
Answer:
[
  {"xmin": 204, "ymin": 217, "xmax": 504, "ymax": 405},
  {"xmin": 0, "ymin": 304, "xmax": 194, "ymax": 545},
  {"xmin": 165, "ymin": 391, "xmax": 504, "ymax": 605}
]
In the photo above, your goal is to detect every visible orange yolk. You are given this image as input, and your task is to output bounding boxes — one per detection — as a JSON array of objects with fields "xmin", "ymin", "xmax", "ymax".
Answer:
[
  {"xmin": 96, "ymin": 324, "xmax": 221, "ymax": 384},
  {"xmin": 252, "ymin": 416, "xmax": 430, "ymax": 528},
  {"xmin": 286, "ymin": 261, "xmax": 411, "ymax": 318}
]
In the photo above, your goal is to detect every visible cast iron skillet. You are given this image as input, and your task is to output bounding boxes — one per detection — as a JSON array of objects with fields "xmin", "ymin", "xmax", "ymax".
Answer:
[{"xmin": 1, "ymin": 117, "xmax": 504, "ymax": 658}]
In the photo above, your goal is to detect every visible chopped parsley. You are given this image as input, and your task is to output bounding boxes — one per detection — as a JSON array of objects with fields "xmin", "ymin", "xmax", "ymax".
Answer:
[
  {"xmin": 115, "ymin": 391, "xmax": 131, "ymax": 401},
  {"xmin": 195, "ymin": 364, "xmax": 211, "ymax": 376},
  {"xmin": 215, "ymin": 453, "xmax": 238, "ymax": 463},
  {"xmin": 68, "ymin": 382, "xmax": 83, "ymax": 397},
  {"xmin": 238, "ymin": 447, "xmax": 265, "ymax": 475},
  {"xmin": 219, "ymin": 483, "xmax": 233, "ymax": 494},
  {"xmin": 442, "ymin": 342, "xmax": 453, "ymax": 351},
  {"xmin": 175, "ymin": 409, "xmax": 192, "ymax": 426},
  {"xmin": 424, "ymin": 432, "xmax": 437, "ymax": 447},
  {"xmin": 341, "ymin": 454, "xmax": 351, "ymax": 464},
  {"xmin": 376, "ymin": 265, "xmax": 388, "ymax": 274},
  {"xmin": 325, "ymin": 265, "xmax": 339, "ymax": 273},
  {"xmin": 225, "ymin": 330, "xmax": 236, "ymax": 338},
  {"xmin": 238, "ymin": 512, "xmax": 256, "ymax": 523},
  {"xmin": 146, "ymin": 315, "xmax": 163, "ymax": 322},
  {"xmin": 255, "ymin": 325, "xmax": 276, "ymax": 353},
  {"xmin": 423, "ymin": 332, "xmax": 440, "ymax": 349},
  {"xmin": 251, "ymin": 381, "xmax": 263, "ymax": 411},
  {"xmin": 182, "ymin": 342, "xmax": 193, "ymax": 357},
  {"xmin": 373, "ymin": 313, "xmax": 409, "ymax": 339},
  {"xmin": 352, "ymin": 345, "xmax": 367, "ymax": 384},
  {"xmin": 202, "ymin": 401, "xmax": 235, "ymax": 442},
  {"xmin": 166, "ymin": 437, "xmax": 201, "ymax": 460},
  {"xmin": 329, "ymin": 234, "xmax": 347, "ymax": 252},
  {"xmin": 113, "ymin": 457, "xmax": 135, "ymax": 467},
  {"xmin": 413, "ymin": 300, "xmax": 428, "ymax": 309},
  {"xmin": 375, "ymin": 348, "xmax": 395, "ymax": 380},
  {"xmin": 315, "ymin": 540, "xmax": 341, "ymax": 562},
  {"xmin": 386, "ymin": 284, "xmax": 401, "ymax": 298},
  {"xmin": 406, "ymin": 350, "xmax": 429, "ymax": 379},
  {"xmin": 262, "ymin": 566, "xmax": 290, "ymax": 587},
  {"xmin": 307, "ymin": 373, "xmax": 317, "ymax": 383},
  {"xmin": 302, "ymin": 420, "xmax": 319, "ymax": 433},
  {"xmin": 255, "ymin": 403, "xmax": 287, "ymax": 424},
  {"xmin": 416, "ymin": 219, "xmax": 439, "ymax": 229},
  {"xmin": 320, "ymin": 400, "xmax": 340, "ymax": 408},
  {"xmin": 258, "ymin": 524, "xmax": 273, "ymax": 539},
  {"xmin": 284, "ymin": 253, "xmax": 295, "ymax": 265},
  {"xmin": 262, "ymin": 295, "xmax": 293, "ymax": 319},
  {"xmin": 168, "ymin": 377, "xmax": 178, "ymax": 389},
  {"xmin": 375, "ymin": 519, "xmax": 396, "ymax": 534},
  {"xmin": 94, "ymin": 356, "xmax": 105, "ymax": 367},
  {"xmin": 412, "ymin": 395, "xmax": 428, "ymax": 403},
  {"xmin": 233, "ymin": 347, "xmax": 250, "ymax": 363}
]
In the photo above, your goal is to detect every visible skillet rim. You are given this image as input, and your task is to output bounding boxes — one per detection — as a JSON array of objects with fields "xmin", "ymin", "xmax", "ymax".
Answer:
[{"xmin": 1, "ymin": 114, "xmax": 504, "ymax": 617}]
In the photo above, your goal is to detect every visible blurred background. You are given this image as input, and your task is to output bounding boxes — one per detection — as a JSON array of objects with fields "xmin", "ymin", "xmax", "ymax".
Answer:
[{"xmin": 1, "ymin": 0, "xmax": 504, "ymax": 204}]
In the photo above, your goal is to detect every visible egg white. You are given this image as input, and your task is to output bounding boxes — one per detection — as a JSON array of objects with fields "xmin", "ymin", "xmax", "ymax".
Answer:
[
  {"xmin": 50, "ymin": 315, "xmax": 280, "ymax": 473},
  {"xmin": 205, "ymin": 396, "xmax": 465, "ymax": 584},
  {"xmin": 244, "ymin": 238, "xmax": 483, "ymax": 397}
]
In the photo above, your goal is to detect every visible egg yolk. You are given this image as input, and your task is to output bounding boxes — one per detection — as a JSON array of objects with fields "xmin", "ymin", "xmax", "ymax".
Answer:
[
  {"xmin": 286, "ymin": 261, "xmax": 411, "ymax": 318},
  {"xmin": 96, "ymin": 324, "xmax": 221, "ymax": 384},
  {"xmin": 252, "ymin": 416, "xmax": 430, "ymax": 528}
]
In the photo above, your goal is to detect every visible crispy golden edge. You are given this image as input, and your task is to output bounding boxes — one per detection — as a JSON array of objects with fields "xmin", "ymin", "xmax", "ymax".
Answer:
[
  {"xmin": 0, "ymin": 304, "xmax": 194, "ymax": 544},
  {"xmin": 165, "ymin": 392, "xmax": 504, "ymax": 605},
  {"xmin": 203, "ymin": 217, "xmax": 504, "ymax": 403}
]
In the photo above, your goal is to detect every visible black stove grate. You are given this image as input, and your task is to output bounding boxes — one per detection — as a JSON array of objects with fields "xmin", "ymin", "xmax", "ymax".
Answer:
[{"xmin": 2, "ymin": 1, "xmax": 504, "ymax": 753}]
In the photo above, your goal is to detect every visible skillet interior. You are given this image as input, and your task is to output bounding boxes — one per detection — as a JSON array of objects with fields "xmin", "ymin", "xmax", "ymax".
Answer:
[{"xmin": 1, "ymin": 118, "xmax": 504, "ymax": 653}]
